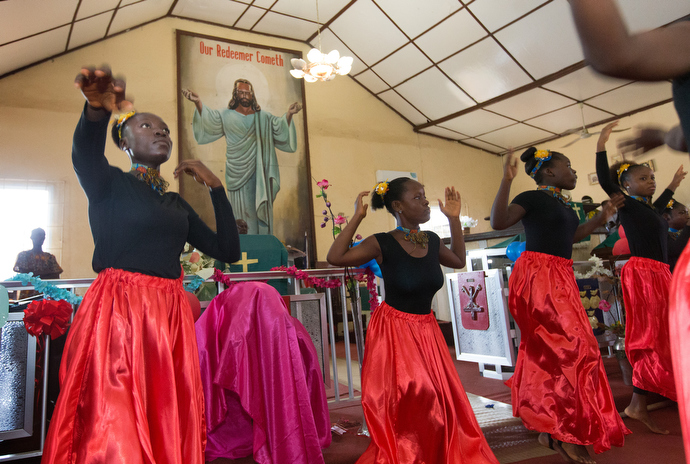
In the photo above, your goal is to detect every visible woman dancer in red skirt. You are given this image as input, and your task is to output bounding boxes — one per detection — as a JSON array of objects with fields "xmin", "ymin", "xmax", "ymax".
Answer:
[
  {"xmin": 491, "ymin": 134, "xmax": 629, "ymax": 464},
  {"xmin": 327, "ymin": 178, "xmax": 498, "ymax": 464},
  {"xmin": 596, "ymin": 122, "xmax": 686, "ymax": 435},
  {"xmin": 42, "ymin": 67, "xmax": 241, "ymax": 464}
]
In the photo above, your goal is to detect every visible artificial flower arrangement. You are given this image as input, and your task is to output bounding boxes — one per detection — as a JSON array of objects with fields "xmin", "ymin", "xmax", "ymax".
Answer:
[
  {"xmin": 180, "ymin": 244, "xmax": 217, "ymax": 297},
  {"xmin": 460, "ymin": 216, "xmax": 478, "ymax": 229},
  {"xmin": 574, "ymin": 256, "xmax": 625, "ymax": 337}
]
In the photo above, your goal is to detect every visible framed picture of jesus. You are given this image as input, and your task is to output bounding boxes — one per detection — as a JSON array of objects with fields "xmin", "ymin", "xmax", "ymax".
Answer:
[{"xmin": 176, "ymin": 30, "xmax": 314, "ymax": 259}]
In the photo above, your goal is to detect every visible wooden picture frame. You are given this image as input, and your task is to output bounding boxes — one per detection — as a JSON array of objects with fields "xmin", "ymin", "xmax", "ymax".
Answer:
[{"xmin": 176, "ymin": 30, "xmax": 314, "ymax": 260}]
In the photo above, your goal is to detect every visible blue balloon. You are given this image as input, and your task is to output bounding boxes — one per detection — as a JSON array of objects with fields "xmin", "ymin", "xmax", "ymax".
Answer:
[
  {"xmin": 506, "ymin": 241, "xmax": 526, "ymax": 262},
  {"xmin": 351, "ymin": 241, "xmax": 383, "ymax": 278}
]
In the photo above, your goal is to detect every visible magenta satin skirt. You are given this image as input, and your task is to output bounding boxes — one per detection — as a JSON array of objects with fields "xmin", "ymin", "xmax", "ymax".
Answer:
[
  {"xmin": 42, "ymin": 268, "xmax": 205, "ymax": 464},
  {"xmin": 621, "ymin": 256, "xmax": 676, "ymax": 401},
  {"xmin": 670, "ymin": 244, "xmax": 690, "ymax": 463},
  {"xmin": 195, "ymin": 281, "xmax": 331, "ymax": 464},
  {"xmin": 508, "ymin": 251, "xmax": 630, "ymax": 453},
  {"xmin": 356, "ymin": 301, "xmax": 499, "ymax": 464}
]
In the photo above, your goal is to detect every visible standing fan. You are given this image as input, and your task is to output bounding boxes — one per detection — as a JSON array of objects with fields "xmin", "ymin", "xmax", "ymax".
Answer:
[{"xmin": 561, "ymin": 102, "xmax": 628, "ymax": 148}]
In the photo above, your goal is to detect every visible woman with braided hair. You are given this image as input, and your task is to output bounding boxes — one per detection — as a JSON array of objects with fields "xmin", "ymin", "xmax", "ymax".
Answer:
[
  {"xmin": 491, "ymin": 133, "xmax": 628, "ymax": 464},
  {"xmin": 42, "ymin": 67, "xmax": 241, "ymax": 464},
  {"xmin": 596, "ymin": 121, "xmax": 687, "ymax": 436},
  {"xmin": 327, "ymin": 177, "xmax": 498, "ymax": 464}
]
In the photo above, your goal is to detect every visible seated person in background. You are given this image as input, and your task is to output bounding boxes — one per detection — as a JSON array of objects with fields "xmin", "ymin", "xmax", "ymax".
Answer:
[
  {"xmin": 663, "ymin": 199, "xmax": 690, "ymax": 272},
  {"xmin": 14, "ymin": 228, "xmax": 63, "ymax": 279},
  {"xmin": 236, "ymin": 218, "xmax": 249, "ymax": 234},
  {"xmin": 195, "ymin": 281, "xmax": 331, "ymax": 463}
]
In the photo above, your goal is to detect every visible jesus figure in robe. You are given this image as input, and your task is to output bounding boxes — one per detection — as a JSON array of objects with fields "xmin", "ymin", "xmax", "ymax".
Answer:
[{"xmin": 183, "ymin": 79, "xmax": 302, "ymax": 235}]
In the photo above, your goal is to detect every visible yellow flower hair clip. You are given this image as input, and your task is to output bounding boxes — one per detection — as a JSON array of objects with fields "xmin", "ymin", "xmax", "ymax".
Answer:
[
  {"xmin": 114, "ymin": 111, "xmax": 137, "ymax": 139},
  {"xmin": 617, "ymin": 163, "xmax": 631, "ymax": 184},
  {"xmin": 667, "ymin": 198, "xmax": 676, "ymax": 210},
  {"xmin": 529, "ymin": 149, "xmax": 552, "ymax": 179},
  {"xmin": 374, "ymin": 180, "xmax": 389, "ymax": 197}
]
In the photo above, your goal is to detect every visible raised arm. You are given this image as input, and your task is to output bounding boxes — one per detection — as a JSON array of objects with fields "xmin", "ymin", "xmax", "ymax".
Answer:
[
  {"xmin": 326, "ymin": 191, "xmax": 382, "ymax": 267},
  {"xmin": 72, "ymin": 67, "xmax": 134, "ymax": 203},
  {"xmin": 437, "ymin": 187, "xmax": 465, "ymax": 269},
  {"xmin": 568, "ymin": 0, "xmax": 690, "ymax": 80},
  {"xmin": 596, "ymin": 122, "xmax": 620, "ymax": 196},
  {"xmin": 182, "ymin": 89, "xmax": 203, "ymax": 115},
  {"xmin": 491, "ymin": 150, "xmax": 527, "ymax": 230},
  {"xmin": 653, "ymin": 165, "xmax": 687, "ymax": 212}
]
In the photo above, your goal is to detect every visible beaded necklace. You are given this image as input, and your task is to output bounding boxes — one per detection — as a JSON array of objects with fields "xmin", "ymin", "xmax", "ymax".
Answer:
[
  {"xmin": 628, "ymin": 194, "xmax": 653, "ymax": 208},
  {"xmin": 129, "ymin": 163, "xmax": 169, "ymax": 195},
  {"xmin": 537, "ymin": 185, "xmax": 571, "ymax": 207},
  {"xmin": 669, "ymin": 228, "xmax": 682, "ymax": 240},
  {"xmin": 395, "ymin": 225, "xmax": 428, "ymax": 249}
]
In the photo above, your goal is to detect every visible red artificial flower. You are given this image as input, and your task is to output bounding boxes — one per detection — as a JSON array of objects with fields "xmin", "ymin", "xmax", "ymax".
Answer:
[
  {"xmin": 24, "ymin": 299, "xmax": 72, "ymax": 339},
  {"xmin": 316, "ymin": 179, "xmax": 330, "ymax": 189},
  {"xmin": 599, "ymin": 300, "xmax": 612, "ymax": 312},
  {"xmin": 334, "ymin": 215, "xmax": 347, "ymax": 225}
]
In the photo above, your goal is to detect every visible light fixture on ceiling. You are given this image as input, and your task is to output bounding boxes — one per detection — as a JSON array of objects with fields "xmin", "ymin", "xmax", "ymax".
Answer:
[
  {"xmin": 290, "ymin": 0, "xmax": 353, "ymax": 82},
  {"xmin": 561, "ymin": 102, "xmax": 629, "ymax": 148}
]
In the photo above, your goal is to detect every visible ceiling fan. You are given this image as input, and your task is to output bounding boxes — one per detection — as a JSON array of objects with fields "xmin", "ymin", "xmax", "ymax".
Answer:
[{"xmin": 561, "ymin": 102, "xmax": 629, "ymax": 148}]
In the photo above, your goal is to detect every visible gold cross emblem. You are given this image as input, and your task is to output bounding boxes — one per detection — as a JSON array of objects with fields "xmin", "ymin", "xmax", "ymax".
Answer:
[{"xmin": 232, "ymin": 252, "xmax": 259, "ymax": 272}]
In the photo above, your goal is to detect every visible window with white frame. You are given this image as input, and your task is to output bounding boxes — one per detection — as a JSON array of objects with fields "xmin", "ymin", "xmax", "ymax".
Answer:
[{"xmin": 0, "ymin": 180, "xmax": 64, "ymax": 280}]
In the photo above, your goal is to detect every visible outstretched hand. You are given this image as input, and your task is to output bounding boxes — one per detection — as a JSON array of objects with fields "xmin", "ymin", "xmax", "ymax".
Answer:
[
  {"xmin": 288, "ymin": 102, "xmax": 303, "ymax": 115},
  {"xmin": 74, "ymin": 67, "xmax": 133, "ymax": 113},
  {"xmin": 181, "ymin": 89, "xmax": 200, "ymax": 103},
  {"xmin": 603, "ymin": 193, "xmax": 625, "ymax": 221},
  {"xmin": 173, "ymin": 160, "xmax": 222, "ymax": 189},
  {"xmin": 617, "ymin": 127, "xmax": 666, "ymax": 157},
  {"xmin": 670, "ymin": 164, "xmax": 688, "ymax": 191},
  {"xmin": 353, "ymin": 191, "xmax": 370, "ymax": 221},
  {"xmin": 438, "ymin": 186, "xmax": 461, "ymax": 219},
  {"xmin": 503, "ymin": 149, "xmax": 518, "ymax": 181},
  {"xmin": 597, "ymin": 121, "xmax": 619, "ymax": 152}
]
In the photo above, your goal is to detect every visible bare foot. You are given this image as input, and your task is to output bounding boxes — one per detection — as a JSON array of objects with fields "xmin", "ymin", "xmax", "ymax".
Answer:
[
  {"xmin": 624, "ymin": 405, "xmax": 670, "ymax": 434},
  {"xmin": 560, "ymin": 442, "xmax": 596, "ymax": 464},
  {"xmin": 537, "ymin": 433, "xmax": 578, "ymax": 463}
]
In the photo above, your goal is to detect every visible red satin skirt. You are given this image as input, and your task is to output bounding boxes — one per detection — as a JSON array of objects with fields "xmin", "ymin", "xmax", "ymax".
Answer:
[
  {"xmin": 670, "ymin": 244, "xmax": 690, "ymax": 463},
  {"xmin": 42, "ymin": 268, "xmax": 205, "ymax": 464},
  {"xmin": 356, "ymin": 301, "xmax": 499, "ymax": 464},
  {"xmin": 621, "ymin": 256, "xmax": 676, "ymax": 401},
  {"xmin": 508, "ymin": 251, "xmax": 630, "ymax": 453}
]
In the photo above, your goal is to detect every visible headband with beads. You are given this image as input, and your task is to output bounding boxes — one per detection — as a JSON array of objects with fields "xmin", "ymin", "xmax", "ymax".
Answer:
[
  {"xmin": 617, "ymin": 163, "xmax": 632, "ymax": 184},
  {"xmin": 374, "ymin": 180, "xmax": 389, "ymax": 198},
  {"xmin": 529, "ymin": 149, "xmax": 552, "ymax": 179},
  {"xmin": 114, "ymin": 111, "xmax": 137, "ymax": 140}
]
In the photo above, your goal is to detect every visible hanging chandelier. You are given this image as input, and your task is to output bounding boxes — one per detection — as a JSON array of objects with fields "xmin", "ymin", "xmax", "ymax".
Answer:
[{"xmin": 290, "ymin": 0, "xmax": 353, "ymax": 82}]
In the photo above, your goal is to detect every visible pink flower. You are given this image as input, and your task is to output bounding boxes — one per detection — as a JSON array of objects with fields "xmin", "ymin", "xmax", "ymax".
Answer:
[
  {"xmin": 189, "ymin": 252, "xmax": 200, "ymax": 263},
  {"xmin": 316, "ymin": 179, "xmax": 330, "ymax": 189},
  {"xmin": 334, "ymin": 215, "xmax": 347, "ymax": 225},
  {"xmin": 599, "ymin": 300, "xmax": 611, "ymax": 312}
]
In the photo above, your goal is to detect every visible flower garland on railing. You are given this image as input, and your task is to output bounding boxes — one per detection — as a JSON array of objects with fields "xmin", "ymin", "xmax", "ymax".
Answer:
[
  {"xmin": 573, "ymin": 256, "xmax": 614, "ymax": 280},
  {"xmin": 8, "ymin": 273, "xmax": 83, "ymax": 305},
  {"xmin": 271, "ymin": 265, "xmax": 343, "ymax": 288},
  {"xmin": 184, "ymin": 275, "xmax": 206, "ymax": 293}
]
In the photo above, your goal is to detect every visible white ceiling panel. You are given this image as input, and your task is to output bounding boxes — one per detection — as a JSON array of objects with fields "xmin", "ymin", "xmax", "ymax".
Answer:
[
  {"xmin": 353, "ymin": 70, "xmax": 390, "ymax": 94},
  {"xmin": 378, "ymin": 89, "xmax": 428, "ymax": 125},
  {"xmin": 0, "ymin": 0, "xmax": 78, "ymax": 45},
  {"xmin": 419, "ymin": 126, "xmax": 468, "ymax": 140},
  {"xmin": 310, "ymin": 29, "xmax": 365, "ymax": 75},
  {"xmin": 77, "ymin": 0, "xmax": 120, "ymax": 20},
  {"xmin": 235, "ymin": 7, "xmax": 266, "ymax": 30},
  {"xmin": 619, "ymin": 0, "xmax": 690, "ymax": 32},
  {"xmin": 251, "ymin": 0, "xmax": 275, "ymax": 8},
  {"xmin": 109, "ymin": 0, "xmax": 172, "ymax": 35},
  {"xmin": 478, "ymin": 123, "xmax": 553, "ymax": 148},
  {"xmin": 495, "ymin": 1, "xmax": 583, "ymax": 80},
  {"xmin": 173, "ymin": 0, "xmax": 248, "ymax": 26},
  {"xmin": 329, "ymin": 0, "xmax": 409, "ymax": 65},
  {"xmin": 439, "ymin": 37, "xmax": 532, "ymax": 103},
  {"xmin": 441, "ymin": 109, "xmax": 514, "ymax": 137},
  {"xmin": 371, "ymin": 44, "xmax": 432, "ymax": 87},
  {"xmin": 542, "ymin": 66, "xmax": 630, "ymax": 101},
  {"xmin": 526, "ymin": 103, "xmax": 613, "ymax": 135},
  {"xmin": 375, "ymin": 0, "xmax": 461, "ymax": 39},
  {"xmin": 467, "ymin": 0, "xmax": 549, "ymax": 32},
  {"xmin": 395, "ymin": 67, "xmax": 475, "ymax": 120},
  {"xmin": 0, "ymin": 26, "xmax": 70, "ymax": 76},
  {"xmin": 121, "ymin": 0, "xmax": 143, "ymax": 6},
  {"xmin": 271, "ymin": 0, "xmax": 352, "ymax": 24},
  {"xmin": 586, "ymin": 81, "xmax": 673, "ymax": 115},
  {"xmin": 69, "ymin": 13, "xmax": 112, "ymax": 50},
  {"xmin": 414, "ymin": 9, "xmax": 487, "ymax": 62},
  {"xmin": 485, "ymin": 88, "xmax": 575, "ymax": 122},
  {"xmin": 462, "ymin": 138, "xmax": 505, "ymax": 153},
  {"xmin": 252, "ymin": 11, "xmax": 316, "ymax": 41}
]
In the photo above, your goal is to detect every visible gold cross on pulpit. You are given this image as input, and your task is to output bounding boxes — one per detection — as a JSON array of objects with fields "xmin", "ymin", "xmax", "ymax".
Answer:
[
  {"xmin": 232, "ymin": 252, "xmax": 259, "ymax": 272},
  {"xmin": 572, "ymin": 203, "xmax": 582, "ymax": 218}
]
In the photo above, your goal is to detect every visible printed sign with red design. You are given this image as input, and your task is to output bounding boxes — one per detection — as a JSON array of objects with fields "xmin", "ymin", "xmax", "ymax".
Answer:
[{"xmin": 457, "ymin": 271, "xmax": 489, "ymax": 330}]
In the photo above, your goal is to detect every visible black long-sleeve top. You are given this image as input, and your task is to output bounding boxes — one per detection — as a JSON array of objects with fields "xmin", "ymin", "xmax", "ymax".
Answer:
[
  {"xmin": 596, "ymin": 151, "xmax": 672, "ymax": 263},
  {"xmin": 73, "ymin": 105, "xmax": 241, "ymax": 278},
  {"xmin": 511, "ymin": 190, "xmax": 581, "ymax": 259}
]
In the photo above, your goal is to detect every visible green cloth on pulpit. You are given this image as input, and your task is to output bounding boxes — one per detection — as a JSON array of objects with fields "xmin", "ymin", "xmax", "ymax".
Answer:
[{"xmin": 215, "ymin": 235, "xmax": 288, "ymax": 295}]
